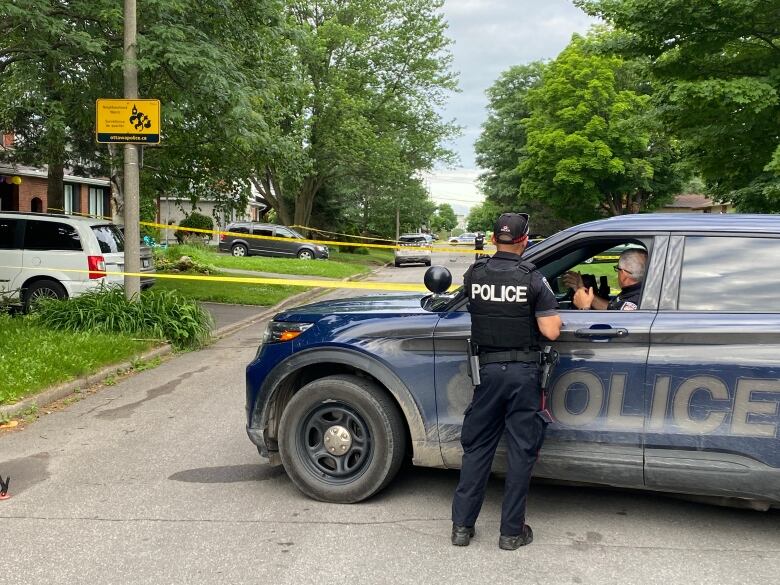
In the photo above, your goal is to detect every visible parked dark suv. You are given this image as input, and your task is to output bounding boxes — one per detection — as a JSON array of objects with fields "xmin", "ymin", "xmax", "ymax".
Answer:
[
  {"xmin": 245, "ymin": 214, "xmax": 780, "ymax": 509},
  {"xmin": 218, "ymin": 222, "xmax": 328, "ymax": 260}
]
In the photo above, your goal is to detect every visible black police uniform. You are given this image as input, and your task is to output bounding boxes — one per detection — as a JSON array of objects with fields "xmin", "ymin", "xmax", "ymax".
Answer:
[
  {"xmin": 607, "ymin": 282, "xmax": 641, "ymax": 311},
  {"xmin": 452, "ymin": 251, "xmax": 559, "ymax": 538},
  {"xmin": 474, "ymin": 234, "xmax": 485, "ymax": 251}
]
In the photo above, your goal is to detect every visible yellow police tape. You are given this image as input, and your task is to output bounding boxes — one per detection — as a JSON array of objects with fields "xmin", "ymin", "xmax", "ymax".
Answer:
[
  {"xmin": 48, "ymin": 209, "xmax": 492, "ymax": 253},
  {"xmin": 141, "ymin": 220, "xmax": 495, "ymax": 254},
  {"xmin": 19, "ymin": 265, "xmax": 447, "ymax": 293}
]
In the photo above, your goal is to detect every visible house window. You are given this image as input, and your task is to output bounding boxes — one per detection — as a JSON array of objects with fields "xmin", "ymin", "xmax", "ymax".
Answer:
[
  {"xmin": 89, "ymin": 187, "xmax": 105, "ymax": 217},
  {"xmin": 64, "ymin": 184, "xmax": 80, "ymax": 214}
]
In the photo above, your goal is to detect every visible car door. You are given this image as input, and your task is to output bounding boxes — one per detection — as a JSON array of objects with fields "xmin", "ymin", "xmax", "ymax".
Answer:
[
  {"xmin": 433, "ymin": 233, "xmax": 668, "ymax": 491},
  {"xmin": 644, "ymin": 234, "xmax": 780, "ymax": 504},
  {"xmin": 250, "ymin": 226, "xmax": 275, "ymax": 256},
  {"xmin": 273, "ymin": 227, "xmax": 299, "ymax": 257},
  {"xmin": 22, "ymin": 219, "xmax": 85, "ymax": 286},
  {"xmin": 0, "ymin": 217, "xmax": 23, "ymax": 300}
]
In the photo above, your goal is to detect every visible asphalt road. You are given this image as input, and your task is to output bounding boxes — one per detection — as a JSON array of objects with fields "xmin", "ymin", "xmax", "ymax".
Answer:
[{"xmin": 1, "ymin": 249, "xmax": 778, "ymax": 585}]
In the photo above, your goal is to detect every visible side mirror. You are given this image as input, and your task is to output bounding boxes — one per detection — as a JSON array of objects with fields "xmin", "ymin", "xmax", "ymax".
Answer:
[{"xmin": 424, "ymin": 266, "xmax": 452, "ymax": 294}]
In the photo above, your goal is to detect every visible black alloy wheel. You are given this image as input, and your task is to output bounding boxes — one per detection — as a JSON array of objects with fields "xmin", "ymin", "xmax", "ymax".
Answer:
[{"xmin": 279, "ymin": 375, "xmax": 406, "ymax": 503}]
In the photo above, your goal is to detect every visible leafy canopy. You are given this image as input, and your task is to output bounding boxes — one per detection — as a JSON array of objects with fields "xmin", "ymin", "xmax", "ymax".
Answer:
[
  {"xmin": 576, "ymin": 0, "xmax": 780, "ymax": 211},
  {"xmin": 518, "ymin": 33, "xmax": 684, "ymax": 224}
]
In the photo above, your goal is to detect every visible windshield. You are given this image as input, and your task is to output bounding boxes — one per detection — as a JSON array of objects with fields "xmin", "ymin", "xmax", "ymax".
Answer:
[
  {"xmin": 399, "ymin": 235, "xmax": 427, "ymax": 243},
  {"xmin": 91, "ymin": 224, "xmax": 124, "ymax": 253}
]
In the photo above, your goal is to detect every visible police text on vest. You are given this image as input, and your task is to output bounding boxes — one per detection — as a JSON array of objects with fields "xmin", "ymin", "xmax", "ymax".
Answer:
[{"xmin": 471, "ymin": 284, "xmax": 528, "ymax": 303}]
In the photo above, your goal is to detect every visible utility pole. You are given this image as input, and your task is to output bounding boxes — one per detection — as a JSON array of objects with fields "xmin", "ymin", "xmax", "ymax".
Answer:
[{"xmin": 123, "ymin": 0, "xmax": 141, "ymax": 299}]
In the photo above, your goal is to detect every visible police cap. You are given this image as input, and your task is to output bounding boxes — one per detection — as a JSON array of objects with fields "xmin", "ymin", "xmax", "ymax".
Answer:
[{"xmin": 494, "ymin": 213, "xmax": 529, "ymax": 244}]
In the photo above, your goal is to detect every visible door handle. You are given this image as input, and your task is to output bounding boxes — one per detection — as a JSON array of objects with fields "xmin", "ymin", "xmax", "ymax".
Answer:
[{"xmin": 575, "ymin": 327, "xmax": 628, "ymax": 339}]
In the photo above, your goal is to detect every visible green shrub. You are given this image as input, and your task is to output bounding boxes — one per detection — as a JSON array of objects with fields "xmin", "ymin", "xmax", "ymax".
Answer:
[
  {"xmin": 31, "ymin": 287, "xmax": 213, "ymax": 349},
  {"xmin": 175, "ymin": 212, "xmax": 214, "ymax": 243}
]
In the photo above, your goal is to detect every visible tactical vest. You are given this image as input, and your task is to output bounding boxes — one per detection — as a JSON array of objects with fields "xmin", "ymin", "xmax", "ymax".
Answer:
[{"xmin": 467, "ymin": 257, "xmax": 539, "ymax": 350}]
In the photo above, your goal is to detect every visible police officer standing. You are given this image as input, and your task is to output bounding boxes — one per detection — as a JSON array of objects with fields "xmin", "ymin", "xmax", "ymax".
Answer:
[
  {"xmin": 451, "ymin": 212, "xmax": 562, "ymax": 550},
  {"xmin": 474, "ymin": 231, "xmax": 486, "ymax": 260}
]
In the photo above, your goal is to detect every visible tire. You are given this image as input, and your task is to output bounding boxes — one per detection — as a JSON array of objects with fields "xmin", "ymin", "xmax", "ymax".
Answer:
[
  {"xmin": 24, "ymin": 279, "xmax": 67, "ymax": 312},
  {"xmin": 232, "ymin": 243, "xmax": 248, "ymax": 257},
  {"xmin": 394, "ymin": 261, "xmax": 402, "ymax": 267},
  {"xmin": 297, "ymin": 248, "xmax": 315, "ymax": 260},
  {"xmin": 278, "ymin": 374, "xmax": 407, "ymax": 503},
  {"xmin": 425, "ymin": 260, "xmax": 432, "ymax": 266}
]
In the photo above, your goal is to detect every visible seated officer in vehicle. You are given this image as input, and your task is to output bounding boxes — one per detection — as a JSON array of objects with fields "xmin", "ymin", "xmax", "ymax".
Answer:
[{"xmin": 564, "ymin": 248, "xmax": 647, "ymax": 311}]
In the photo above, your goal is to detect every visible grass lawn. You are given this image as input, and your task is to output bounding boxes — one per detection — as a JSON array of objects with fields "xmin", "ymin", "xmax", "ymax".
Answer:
[
  {"xmin": 0, "ymin": 315, "xmax": 153, "ymax": 405},
  {"xmin": 329, "ymin": 248, "xmax": 394, "ymax": 266},
  {"xmin": 151, "ymin": 271, "xmax": 308, "ymax": 306},
  {"xmin": 158, "ymin": 244, "xmax": 390, "ymax": 279}
]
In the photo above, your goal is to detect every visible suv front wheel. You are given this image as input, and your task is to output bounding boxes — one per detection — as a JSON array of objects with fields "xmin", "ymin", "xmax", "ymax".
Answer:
[{"xmin": 278, "ymin": 375, "xmax": 407, "ymax": 503}]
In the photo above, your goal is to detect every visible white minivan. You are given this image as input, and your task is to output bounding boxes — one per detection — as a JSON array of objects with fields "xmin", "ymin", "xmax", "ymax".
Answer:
[{"xmin": 0, "ymin": 212, "xmax": 155, "ymax": 310}]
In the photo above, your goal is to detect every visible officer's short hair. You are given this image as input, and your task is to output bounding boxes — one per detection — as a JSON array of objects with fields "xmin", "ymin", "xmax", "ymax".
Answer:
[{"xmin": 620, "ymin": 249, "xmax": 648, "ymax": 282}]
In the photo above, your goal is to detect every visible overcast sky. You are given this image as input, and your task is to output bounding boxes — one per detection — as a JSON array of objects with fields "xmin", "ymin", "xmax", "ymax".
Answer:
[{"xmin": 425, "ymin": 0, "xmax": 595, "ymax": 215}]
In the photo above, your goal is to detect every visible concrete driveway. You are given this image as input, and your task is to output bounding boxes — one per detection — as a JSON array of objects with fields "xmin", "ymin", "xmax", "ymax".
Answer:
[{"xmin": 1, "ymin": 250, "xmax": 778, "ymax": 585}]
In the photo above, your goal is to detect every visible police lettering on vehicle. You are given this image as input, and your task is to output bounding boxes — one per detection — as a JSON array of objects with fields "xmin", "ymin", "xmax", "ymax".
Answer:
[
  {"xmin": 470, "ymin": 284, "xmax": 528, "ymax": 303},
  {"xmin": 549, "ymin": 369, "xmax": 780, "ymax": 439}
]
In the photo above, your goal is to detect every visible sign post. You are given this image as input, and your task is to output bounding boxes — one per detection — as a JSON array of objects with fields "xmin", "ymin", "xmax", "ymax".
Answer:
[{"xmin": 122, "ymin": 0, "xmax": 141, "ymax": 300}]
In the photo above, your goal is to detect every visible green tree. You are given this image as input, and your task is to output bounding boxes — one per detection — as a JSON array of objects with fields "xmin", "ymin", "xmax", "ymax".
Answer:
[
  {"xmin": 431, "ymin": 203, "xmax": 457, "ymax": 232},
  {"xmin": 0, "ymin": 0, "xmax": 289, "ymax": 215},
  {"xmin": 249, "ymin": 0, "xmax": 458, "ymax": 228},
  {"xmin": 519, "ymin": 34, "xmax": 684, "ymax": 224},
  {"xmin": 466, "ymin": 200, "xmax": 501, "ymax": 233},
  {"xmin": 0, "ymin": 0, "xmax": 119, "ymax": 209},
  {"xmin": 576, "ymin": 0, "xmax": 780, "ymax": 211},
  {"xmin": 475, "ymin": 63, "xmax": 544, "ymax": 207}
]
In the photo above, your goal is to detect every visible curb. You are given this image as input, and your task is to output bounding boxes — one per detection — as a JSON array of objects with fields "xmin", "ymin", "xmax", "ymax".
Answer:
[
  {"xmin": 0, "ymin": 344, "xmax": 173, "ymax": 420},
  {"xmin": 0, "ymin": 261, "xmax": 391, "ymax": 420}
]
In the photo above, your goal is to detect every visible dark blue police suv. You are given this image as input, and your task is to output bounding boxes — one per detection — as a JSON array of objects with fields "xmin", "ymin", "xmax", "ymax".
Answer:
[{"xmin": 246, "ymin": 214, "xmax": 780, "ymax": 509}]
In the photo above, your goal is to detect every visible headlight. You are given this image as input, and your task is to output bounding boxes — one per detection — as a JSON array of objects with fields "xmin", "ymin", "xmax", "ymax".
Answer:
[
  {"xmin": 262, "ymin": 321, "xmax": 314, "ymax": 344},
  {"xmin": 315, "ymin": 245, "xmax": 325, "ymax": 252}
]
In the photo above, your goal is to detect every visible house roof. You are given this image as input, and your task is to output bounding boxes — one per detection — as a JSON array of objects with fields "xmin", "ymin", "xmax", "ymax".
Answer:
[{"xmin": 665, "ymin": 193, "xmax": 724, "ymax": 209}]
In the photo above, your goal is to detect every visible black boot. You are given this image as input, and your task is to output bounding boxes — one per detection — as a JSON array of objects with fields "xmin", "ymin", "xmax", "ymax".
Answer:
[
  {"xmin": 451, "ymin": 524, "xmax": 475, "ymax": 546},
  {"xmin": 498, "ymin": 524, "xmax": 533, "ymax": 550}
]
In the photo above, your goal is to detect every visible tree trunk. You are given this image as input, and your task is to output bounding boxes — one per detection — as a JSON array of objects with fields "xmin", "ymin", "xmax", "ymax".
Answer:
[
  {"xmin": 293, "ymin": 176, "xmax": 321, "ymax": 228},
  {"xmin": 250, "ymin": 168, "xmax": 292, "ymax": 225},
  {"xmin": 46, "ymin": 160, "xmax": 64, "ymax": 213},
  {"xmin": 108, "ymin": 144, "xmax": 124, "ymax": 217}
]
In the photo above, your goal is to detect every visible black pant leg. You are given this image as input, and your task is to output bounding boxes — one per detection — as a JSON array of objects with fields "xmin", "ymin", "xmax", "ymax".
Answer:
[
  {"xmin": 500, "ymin": 362, "xmax": 544, "ymax": 536},
  {"xmin": 451, "ymin": 364, "xmax": 507, "ymax": 528}
]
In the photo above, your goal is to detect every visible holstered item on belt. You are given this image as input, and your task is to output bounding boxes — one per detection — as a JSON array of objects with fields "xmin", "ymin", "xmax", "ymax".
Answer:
[
  {"xmin": 539, "ymin": 346, "xmax": 560, "ymax": 395},
  {"xmin": 466, "ymin": 338, "xmax": 481, "ymax": 386},
  {"xmin": 478, "ymin": 349, "xmax": 541, "ymax": 366}
]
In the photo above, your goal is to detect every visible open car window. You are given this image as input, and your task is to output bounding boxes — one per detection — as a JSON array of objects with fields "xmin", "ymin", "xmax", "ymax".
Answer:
[{"xmin": 535, "ymin": 239, "xmax": 650, "ymax": 311}]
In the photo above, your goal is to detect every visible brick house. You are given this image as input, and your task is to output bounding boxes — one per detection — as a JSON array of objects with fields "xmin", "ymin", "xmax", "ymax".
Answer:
[{"xmin": 0, "ymin": 133, "xmax": 112, "ymax": 219}]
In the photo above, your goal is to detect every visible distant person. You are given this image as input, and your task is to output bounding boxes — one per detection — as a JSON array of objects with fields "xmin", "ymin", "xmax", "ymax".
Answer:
[{"xmin": 474, "ymin": 231, "xmax": 487, "ymax": 260}]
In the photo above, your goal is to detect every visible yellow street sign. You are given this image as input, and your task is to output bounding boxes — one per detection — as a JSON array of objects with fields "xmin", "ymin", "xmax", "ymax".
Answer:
[{"xmin": 96, "ymin": 99, "xmax": 161, "ymax": 144}]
